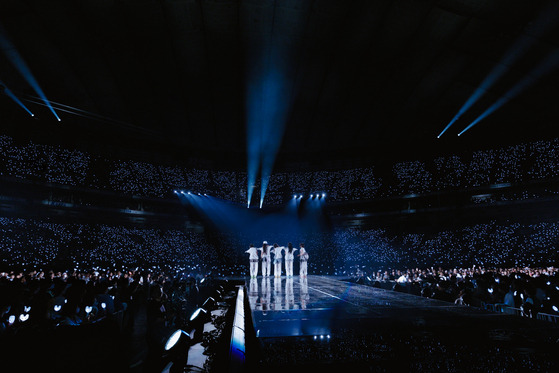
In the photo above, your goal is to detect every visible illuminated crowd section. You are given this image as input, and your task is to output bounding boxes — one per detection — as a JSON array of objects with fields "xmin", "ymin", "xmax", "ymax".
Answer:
[
  {"xmin": 1, "ymin": 217, "xmax": 559, "ymax": 274},
  {"xmin": 1, "ymin": 135, "xmax": 559, "ymax": 205}
]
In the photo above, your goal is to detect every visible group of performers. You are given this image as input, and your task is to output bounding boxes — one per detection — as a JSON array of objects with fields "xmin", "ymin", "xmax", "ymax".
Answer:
[{"xmin": 246, "ymin": 241, "xmax": 309, "ymax": 278}]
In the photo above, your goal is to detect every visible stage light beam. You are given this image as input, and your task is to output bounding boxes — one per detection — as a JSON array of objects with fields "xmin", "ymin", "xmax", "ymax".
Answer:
[
  {"xmin": 437, "ymin": 2, "xmax": 559, "ymax": 138},
  {"xmin": 0, "ymin": 82, "xmax": 34, "ymax": 117},
  {"xmin": 458, "ymin": 48, "xmax": 559, "ymax": 136},
  {"xmin": 0, "ymin": 25, "xmax": 61, "ymax": 121}
]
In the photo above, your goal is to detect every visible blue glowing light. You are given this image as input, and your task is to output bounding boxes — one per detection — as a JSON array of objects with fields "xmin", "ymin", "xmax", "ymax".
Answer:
[
  {"xmin": 246, "ymin": 39, "xmax": 296, "ymax": 208},
  {"xmin": 459, "ymin": 49, "xmax": 559, "ymax": 136},
  {"xmin": 0, "ymin": 25, "xmax": 61, "ymax": 121},
  {"xmin": 438, "ymin": 3, "xmax": 559, "ymax": 138},
  {"xmin": 0, "ymin": 82, "xmax": 34, "ymax": 116},
  {"xmin": 165, "ymin": 330, "xmax": 189, "ymax": 351}
]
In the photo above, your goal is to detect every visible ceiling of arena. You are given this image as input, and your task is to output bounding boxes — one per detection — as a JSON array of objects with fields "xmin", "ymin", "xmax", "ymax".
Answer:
[{"xmin": 1, "ymin": 0, "xmax": 558, "ymax": 169}]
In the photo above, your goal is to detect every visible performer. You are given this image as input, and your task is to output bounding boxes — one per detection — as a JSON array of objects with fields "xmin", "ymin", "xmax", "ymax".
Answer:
[
  {"xmin": 259, "ymin": 241, "xmax": 271, "ymax": 277},
  {"xmin": 284, "ymin": 242, "xmax": 297, "ymax": 277},
  {"xmin": 298, "ymin": 243, "xmax": 309, "ymax": 277},
  {"xmin": 271, "ymin": 243, "xmax": 284, "ymax": 278},
  {"xmin": 245, "ymin": 243, "xmax": 259, "ymax": 278}
]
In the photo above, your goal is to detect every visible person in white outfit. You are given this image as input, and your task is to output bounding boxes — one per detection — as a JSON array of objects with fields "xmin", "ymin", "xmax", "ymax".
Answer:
[
  {"xmin": 259, "ymin": 241, "xmax": 271, "ymax": 277},
  {"xmin": 298, "ymin": 243, "xmax": 309, "ymax": 277},
  {"xmin": 245, "ymin": 244, "xmax": 259, "ymax": 278},
  {"xmin": 271, "ymin": 243, "xmax": 284, "ymax": 278},
  {"xmin": 284, "ymin": 242, "xmax": 297, "ymax": 277}
]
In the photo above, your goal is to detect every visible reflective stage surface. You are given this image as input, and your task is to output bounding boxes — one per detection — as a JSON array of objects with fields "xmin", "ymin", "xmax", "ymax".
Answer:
[
  {"xmin": 248, "ymin": 275, "xmax": 486, "ymax": 338},
  {"xmin": 245, "ymin": 276, "xmax": 559, "ymax": 372}
]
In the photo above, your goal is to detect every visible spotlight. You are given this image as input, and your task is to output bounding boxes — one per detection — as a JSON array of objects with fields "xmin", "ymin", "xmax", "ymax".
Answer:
[
  {"xmin": 8, "ymin": 315, "xmax": 15, "ymax": 325},
  {"xmin": 190, "ymin": 307, "xmax": 208, "ymax": 322},
  {"xmin": 85, "ymin": 306, "xmax": 93, "ymax": 314},
  {"xmin": 101, "ymin": 302, "xmax": 106, "ymax": 310},
  {"xmin": 322, "ymin": 193, "xmax": 326, "ymax": 198},
  {"xmin": 202, "ymin": 297, "xmax": 216, "ymax": 311},
  {"xmin": 293, "ymin": 195, "xmax": 297, "ymax": 199},
  {"xmin": 553, "ymin": 305, "xmax": 558, "ymax": 312},
  {"xmin": 189, "ymin": 308, "xmax": 209, "ymax": 343},
  {"xmin": 310, "ymin": 194, "xmax": 314, "ymax": 198},
  {"xmin": 299, "ymin": 195, "xmax": 303, "ymax": 198},
  {"xmin": 54, "ymin": 305, "xmax": 62, "ymax": 312},
  {"xmin": 19, "ymin": 314, "xmax": 29, "ymax": 322},
  {"xmin": 188, "ymin": 192, "xmax": 191, "ymax": 195},
  {"xmin": 165, "ymin": 330, "xmax": 190, "ymax": 351},
  {"xmin": 24, "ymin": 306, "xmax": 31, "ymax": 313}
]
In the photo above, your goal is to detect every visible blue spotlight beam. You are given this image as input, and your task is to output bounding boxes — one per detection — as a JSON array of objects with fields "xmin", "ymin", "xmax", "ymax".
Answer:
[
  {"xmin": 0, "ymin": 24, "xmax": 60, "ymax": 121},
  {"xmin": 438, "ymin": 1, "xmax": 559, "ymax": 138},
  {"xmin": 458, "ymin": 49, "xmax": 559, "ymax": 136},
  {"xmin": 0, "ymin": 82, "xmax": 34, "ymax": 116},
  {"xmin": 258, "ymin": 67, "xmax": 290, "ymax": 208}
]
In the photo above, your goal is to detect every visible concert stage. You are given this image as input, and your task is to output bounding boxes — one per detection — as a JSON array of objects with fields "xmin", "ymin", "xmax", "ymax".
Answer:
[{"xmin": 245, "ymin": 276, "xmax": 559, "ymax": 372}]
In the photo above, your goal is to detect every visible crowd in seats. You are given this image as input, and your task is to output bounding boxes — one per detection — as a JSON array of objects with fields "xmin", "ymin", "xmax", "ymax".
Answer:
[
  {"xmin": 1, "ymin": 134, "xmax": 559, "ymax": 204},
  {"xmin": 354, "ymin": 266, "xmax": 559, "ymax": 318},
  {"xmin": 1, "ymin": 217, "xmax": 559, "ymax": 278},
  {"xmin": 0, "ymin": 268, "xmax": 135, "ymax": 333},
  {"xmin": 1, "ymin": 215, "xmax": 559, "ymax": 330},
  {"xmin": 0, "ymin": 217, "xmax": 223, "ymax": 270},
  {"xmin": 0, "ymin": 262, "xmax": 228, "ymax": 371}
]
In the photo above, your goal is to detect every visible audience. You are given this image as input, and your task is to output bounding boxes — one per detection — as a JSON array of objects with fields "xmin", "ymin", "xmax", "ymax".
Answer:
[{"xmin": 1, "ymin": 135, "xmax": 559, "ymax": 204}]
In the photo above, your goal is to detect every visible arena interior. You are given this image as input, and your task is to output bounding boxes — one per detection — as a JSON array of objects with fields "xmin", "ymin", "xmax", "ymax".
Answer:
[{"xmin": 1, "ymin": 1, "xmax": 559, "ymax": 372}]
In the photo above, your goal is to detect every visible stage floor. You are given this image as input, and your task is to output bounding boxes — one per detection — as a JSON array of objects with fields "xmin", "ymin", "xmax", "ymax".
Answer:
[{"xmin": 245, "ymin": 275, "xmax": 559, "ymax": 372}]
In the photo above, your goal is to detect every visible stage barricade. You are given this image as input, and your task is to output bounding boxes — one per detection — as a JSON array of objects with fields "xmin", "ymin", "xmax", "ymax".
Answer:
[{"xmin": 537, "ymin": 312, "xmax": 559, "ymax": 323}]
